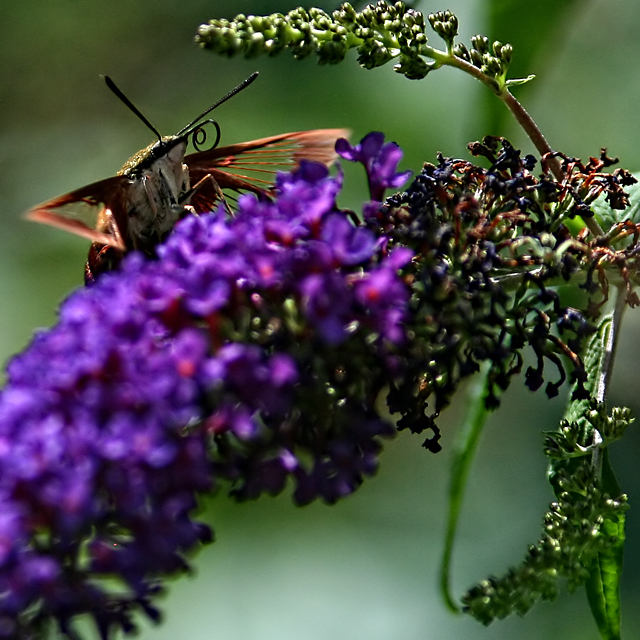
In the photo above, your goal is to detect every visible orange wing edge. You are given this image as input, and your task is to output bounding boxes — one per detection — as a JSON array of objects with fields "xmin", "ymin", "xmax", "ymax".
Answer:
[
  {"xmin": 26, "ymin": 208, "xmax": 126, "ymax": 251},
  {"xmin": 24, "ymin": 175, "xmax": 129, "ymax": 251}
]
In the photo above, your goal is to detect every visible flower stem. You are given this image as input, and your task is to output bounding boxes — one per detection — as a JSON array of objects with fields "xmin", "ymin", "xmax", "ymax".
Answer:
[
  {"xmin": 595, "ymin": 283, "xmax": 627, "ymax": 406},
  {"xmin": 587, "ymin": 284, "xmax": 626, "ymax": 475},
  {"xmin": 442, "ymin": 53, "xmax": 604, "ymax": 237}
]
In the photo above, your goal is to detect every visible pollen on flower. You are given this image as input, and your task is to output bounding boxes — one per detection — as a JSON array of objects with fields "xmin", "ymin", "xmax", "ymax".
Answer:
[
  {"xmin": 177, "ymin": 359, "xmax": 197, "ymax": 377},
  {"xmin": 361, "ymin": 285, "xmax": 381, "ymax": 303}
]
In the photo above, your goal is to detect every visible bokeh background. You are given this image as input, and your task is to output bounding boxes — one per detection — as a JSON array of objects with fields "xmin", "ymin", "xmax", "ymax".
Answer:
[{"xmin": 2, "ymin": 1, "xmax": 640, "ymax": 638}]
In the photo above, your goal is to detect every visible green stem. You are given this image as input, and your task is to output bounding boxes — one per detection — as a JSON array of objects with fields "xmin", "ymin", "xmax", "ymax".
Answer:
[
  {"xmin": 590, "ymin": 284, "xmax": 626, "ymax": 475},
  {"xmin": 439, "ymin": 362, "xmax": 492, "ymax": 612},
  {"xmin": 434, "ymin": 49, "xmax": 501, "ymax": 93},
  {"xmin": 595, "ymin": 284, "xmax": 626, "ymax": 406}
]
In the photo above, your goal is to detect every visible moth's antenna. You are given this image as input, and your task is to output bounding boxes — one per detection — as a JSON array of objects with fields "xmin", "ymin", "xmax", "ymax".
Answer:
[
  {"xmin": 175, "ymin": 71, "xmax": 259, "ymax": 138},
  {"xmin": 103, "ymin": 75, "xmax": 162, "ymax": 142}
]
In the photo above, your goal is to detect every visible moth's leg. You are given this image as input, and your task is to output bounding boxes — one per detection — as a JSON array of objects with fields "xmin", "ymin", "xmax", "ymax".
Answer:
[{"xmin": 180, "ymin": 174, "xmax": 233, "ymax": 215}]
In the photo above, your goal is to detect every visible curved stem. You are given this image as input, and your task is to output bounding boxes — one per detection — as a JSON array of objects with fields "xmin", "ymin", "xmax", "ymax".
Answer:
[
  {"xmin": 437, "ymin": 50, "xmax": 501, "ymax": 94},
  {"xmin": 499, "ymin": 91, "xmax": 558, "ymax": 173},
  {"xmin": 500, "ymin": 90, "xmax": 606, "ymax": 237},
  {"xmin": 440, "ymin": 54, "xmax": 562, "ymax": 174},
  {"xmin": 439, "ymin": 362, "xmax": 492, "ymax": 612},
  {"xmin": 440, "ymin": 53, "xmax": 604, "ymax": 237}
]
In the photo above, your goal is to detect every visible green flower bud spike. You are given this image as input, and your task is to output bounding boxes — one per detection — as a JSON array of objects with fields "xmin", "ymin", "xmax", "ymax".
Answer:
[{"xmin": 196, "ymin": 3, "xmax": 605, "ymax": 237}]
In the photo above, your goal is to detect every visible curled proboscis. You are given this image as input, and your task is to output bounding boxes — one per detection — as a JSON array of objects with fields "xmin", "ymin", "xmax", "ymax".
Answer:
[{"xmin": 190, "ymin": 119, "xmax": 222, "ymax": 153}]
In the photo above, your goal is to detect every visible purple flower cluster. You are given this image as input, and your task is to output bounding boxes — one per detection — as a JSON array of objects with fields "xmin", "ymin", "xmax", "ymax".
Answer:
[
  {"xmin": 0, "ymin": 135, "xmax": 412, "ymax": 636},
  {"xmin": 157, "ymin": 161, "xmax": 412, "ymax": 504},
  {"xmin": 0, "ymin": 271, "xmax": 214, "ymax": 637}
]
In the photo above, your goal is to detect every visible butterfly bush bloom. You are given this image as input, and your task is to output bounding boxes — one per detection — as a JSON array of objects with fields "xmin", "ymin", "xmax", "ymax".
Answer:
[{"xmin": 0, "ymin": 134, "xmax": 412, "ymax": 636}]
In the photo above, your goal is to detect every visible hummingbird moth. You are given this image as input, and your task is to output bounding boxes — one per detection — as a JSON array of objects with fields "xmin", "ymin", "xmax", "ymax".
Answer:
[{"xmin": 26, "ymin": 72, "xmax": 348, "ymax": 283}]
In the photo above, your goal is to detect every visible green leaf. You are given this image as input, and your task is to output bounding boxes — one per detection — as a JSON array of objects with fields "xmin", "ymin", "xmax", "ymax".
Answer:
[
  {"xmin": 585, "ymin": 450, "xmax": 625, "ymax": 640},
  {"xmin": 462, "ymin": 290, "xmax": 631, "ymax": 630},
  {"xmin": 562, "ymin": 300, "xmax": 616, "ymax": 429},
  {"xmin": 439, "ymin": 362, "xmax": 492, "ymax": 612},
  {"xmin": 504, "ymin": 74, "xmax": 536, "ymax": 88}
]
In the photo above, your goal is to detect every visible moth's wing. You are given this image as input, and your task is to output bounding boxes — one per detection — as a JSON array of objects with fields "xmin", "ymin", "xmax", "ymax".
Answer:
[
  {"xmin": 25, "ymin": 176, "xmax": 129, "ymax": 250},
  {"xmin": 185, "ymin": 129, "xmax": 350, "ymax": 212}
]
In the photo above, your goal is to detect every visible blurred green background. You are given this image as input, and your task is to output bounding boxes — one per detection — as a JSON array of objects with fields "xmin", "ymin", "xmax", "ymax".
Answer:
[{"xmin": 2, "ymin": 1, "xmax": 640, "ymax": 638}]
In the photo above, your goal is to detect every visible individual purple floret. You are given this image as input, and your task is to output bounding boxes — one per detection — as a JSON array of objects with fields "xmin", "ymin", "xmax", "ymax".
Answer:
[
  {"xmin": 0, "ymin": 137, "xmax": 414, "ymax": 637},
  {"xmin": 336, "ymin": 131, "xmax": 412, "ymax": 202}
]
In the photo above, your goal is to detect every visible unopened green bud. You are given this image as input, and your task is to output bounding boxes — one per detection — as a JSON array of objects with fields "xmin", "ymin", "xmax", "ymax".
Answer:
[
  {"xmin": 313, "ymin": 15, "xmax": 331, "ymax": 30},
  {"xmin": 386, "ymin": 18, "xmax": 402, "ymax": 32},
  {"xmin": 335, "ymin": 3, "xmax": 357, "ymax": 23},
  {"xmin": 481, "ymin": 54, "xmax": 501, "ymax": 77},
  {"xmin": 317, "ymin": 38, "xmax": 349, "ymax": 64},
  {"xmin": 333, "ymin": 24, "xmax": 348, "ymax": 37},
  {"xmin": 358, "ymin": 7, "xmax": 374, "ymax": 26},
  {"xmin": 470, "ymin": 34, "xmax": 489, "ymax": 54},
  {"xmin": 470, "ymin": 49, "xmax": 483, "ymax": 67},
  {"xmin": 309, "ymin": 7, "xmax": 331, "ymax": 20},
  {"xmin": 403, "ymin": 12, "xmax": 416, "ymax": 27},
  {"xmin": 355, "ymin": 26, "xmax": 374, "ymax": 40},
  {"xmin": 453, "ymin": 43, "xmax": 470, "ymax": 61},
  {"xmin": 500, "ymin": 43, "xmax": 513, "ymax": 65},
  {"xmin": 246, "ymin": 15, "xmax": 262, "ymax": 31},
  {"xmin": 356, "ymin": 38, "xmax": 392, "ymax": 69},
  {"xmin": 264, "ymin": 38, "xmax": 285, "ymax": 55},
  {"xmin": 413, "ymin": 32, "xmax": 427, "ymax": 45},
  {"xmin": 292, "ymin": 38, "xmax": 317, "ymax": 59},
  {"xmin": 289, "ymin": 7, "xmax": 309, "ymax": 22},
  {"xmin": 245, "ymin": 32, "xmax": 266, "ymax": 57},
  {"xmin": 393, "ymin": 53, "xmax": 432, "ymax": 79}
]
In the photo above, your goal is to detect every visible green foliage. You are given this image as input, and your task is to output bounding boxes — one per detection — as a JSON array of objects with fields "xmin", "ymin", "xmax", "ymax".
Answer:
[
  {"xmin": 592, "ymin": 173, "xmax": 640, "ymax": 230},
  {"xmin": 440, "ymin": 363, "xmax": 493, "ymax": 612},
  {"xmin": 586, "ymin": 451, "xmax": 625, "ymax": 640},
  {"xmin": 461, "ymin": 456, "xmax": 628, "ymax": 624},
  {"xmin": 461, "ymin": 295, "xmax": 632, "ymax": 633},
  {"xmin": 545, "ymin": 404, "xmax": 632, "ymax": 459}
]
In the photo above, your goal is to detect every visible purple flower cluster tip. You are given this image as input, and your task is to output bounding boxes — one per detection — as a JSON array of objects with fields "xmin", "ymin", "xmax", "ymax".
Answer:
[{"xmin": 336, "ymin": 131, "xmax": 412, "ymax": 203}]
